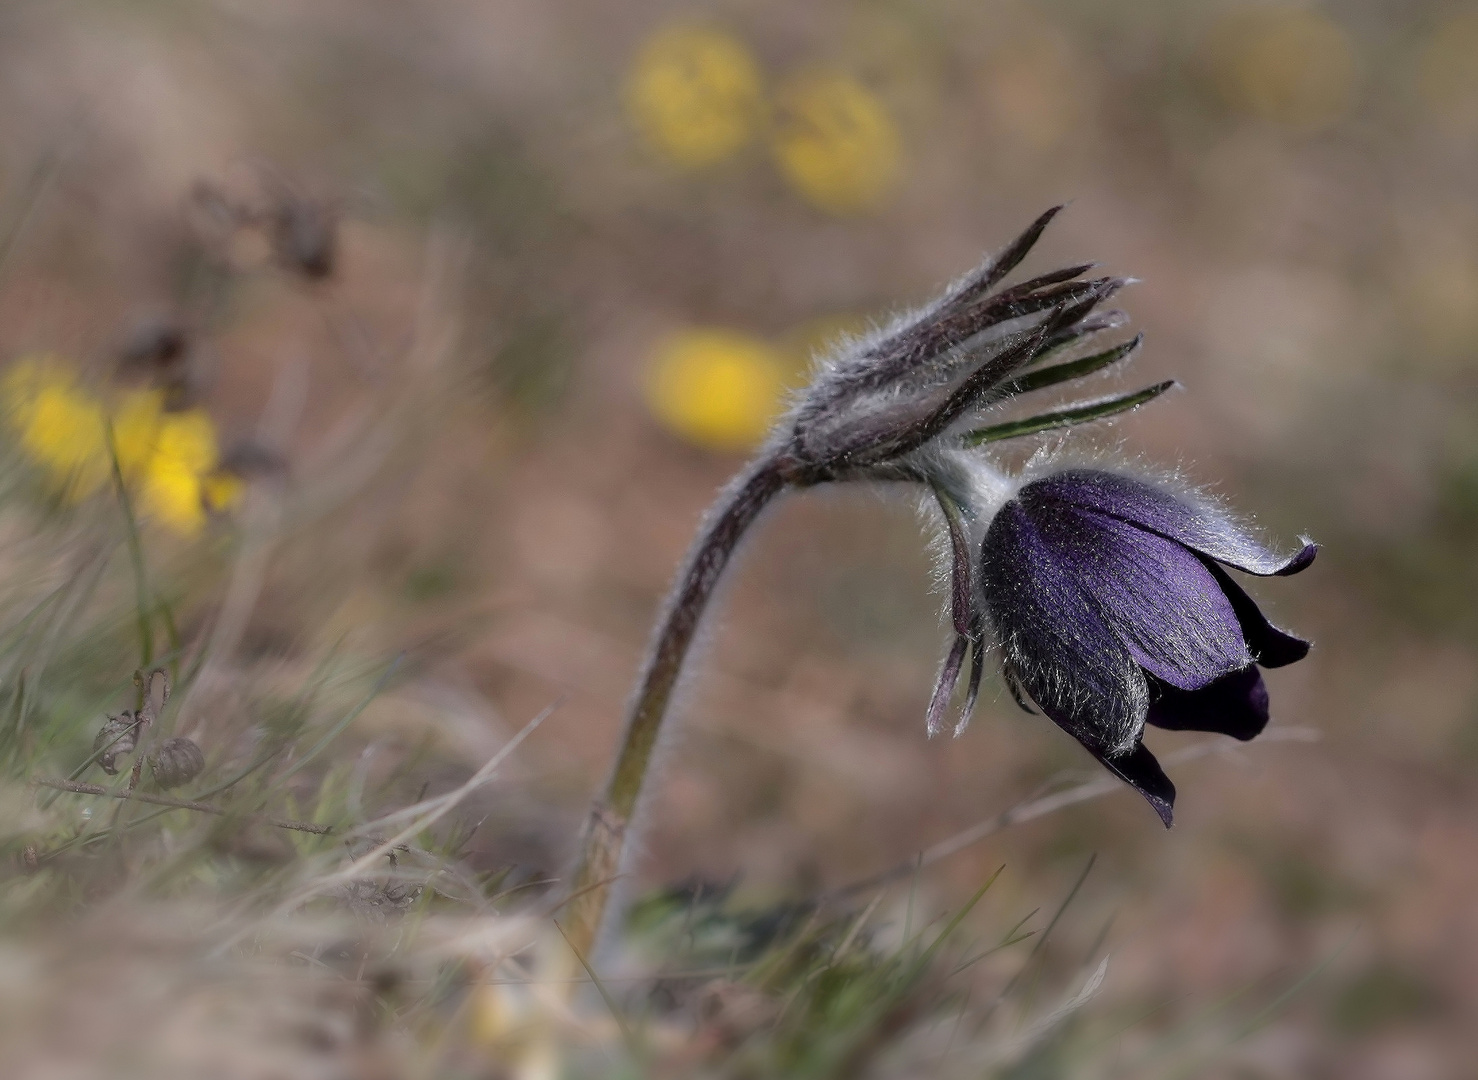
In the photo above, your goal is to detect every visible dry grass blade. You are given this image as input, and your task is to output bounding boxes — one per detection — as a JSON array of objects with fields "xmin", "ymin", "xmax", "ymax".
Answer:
[{"xmin": 827, "ymin": 726, "xmax": 1320, "ymax": 901}]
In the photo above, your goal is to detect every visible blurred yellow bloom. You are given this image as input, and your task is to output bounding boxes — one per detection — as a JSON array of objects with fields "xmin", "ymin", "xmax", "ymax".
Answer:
[
  {"xmin": 771, "ymin": 71, "xmax": 902, "ymax": 215},
  {"xmin": 626, "ymin": 25, "xmax": 765, "ymax": 169},
  {"xmin": 3, "ymin": 358, "xmax": 110, "ymax": 500},
  {"xmin": 4, "ymin": 358, "xmax": 240, "ymax": 535},
  {"xmin": 646, "ymin": 329, "xmax": 787, "ymax": 452},
  {"xmin": 1210, "ymin": 8, "xmax": 1357, "ymax": 132},
  {"xmin": 135, "ymin": 399, "xmax": 229, "ymax": 536},
  {"xmin": 201, "ymin": 470, "xmax": 246, "ymax": 514}
]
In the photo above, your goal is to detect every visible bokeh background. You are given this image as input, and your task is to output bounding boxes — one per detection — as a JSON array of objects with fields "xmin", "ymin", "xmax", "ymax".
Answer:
[{"xmin": 1, "ymin": 0, "xmax": 1476, "ymax": 1074}]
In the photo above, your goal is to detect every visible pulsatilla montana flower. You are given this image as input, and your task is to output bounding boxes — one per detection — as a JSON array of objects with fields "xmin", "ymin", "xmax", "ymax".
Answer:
[
  {"xmin": 979, "ymin": 469, "xmax": 1315, "ymax": 826},
  {"xmin": 565, "ymin": 206, "xmax": 1317, "ymax": 959}
]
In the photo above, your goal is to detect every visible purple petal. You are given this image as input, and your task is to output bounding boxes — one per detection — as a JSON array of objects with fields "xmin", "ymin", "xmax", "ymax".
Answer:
[
  {"xmin": 957, "ymin": 630, "xmax": 985, "ymax": 736},
  {"xmin": 1200, "ymin": 559, "xmax": 1310, "ymax": 668},
  {"xmin": 926, "ymin": 634, "xmax": 969, "ymax": 737},
  {"xmin": 1026, "ymin": 470, "xmax": 1316, "ymax": 577},
  {"xmin": 1145, "ymin": 666, "xmax": 1270, "ymax": 741},
  {"xmin": 934, "ymin": 486, "xmax": 975, "ymax": 637},
  {"xmin": 1092, "ymin": 740, "xmax": 1176, "ymax": 827},
  {"xmin": 1004, "ymin": 667, "xmax": 1176, "ymax": 826},
  {"xmin": 1014, "ymin": 497, "xmax": 1251, "ymax": 691},
  {"xmin": 981, "ymin": 501, "xmax": 1147, "ymax": 754}
]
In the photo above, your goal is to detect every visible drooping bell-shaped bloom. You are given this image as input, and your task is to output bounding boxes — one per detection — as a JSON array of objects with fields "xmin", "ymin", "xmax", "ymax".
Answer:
[{"xmin": 977, "ymin": 468, "xmax": 1315, "ymax": 827}]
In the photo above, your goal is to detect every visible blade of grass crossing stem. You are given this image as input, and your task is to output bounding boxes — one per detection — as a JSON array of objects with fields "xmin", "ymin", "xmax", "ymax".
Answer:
[
  {"xmin": 962, "ymin": 381, "xmax": 1175, "ymax": 446},
  {"xmin": 273, "ymin": 653, "xmax": 403, "ymax": 787},
  {"xmin": 950, "ymin": 909, "xmax": 1041, "ymax": 978},
  {"xmin": 1230, "ymin": 930, "xmax": 1354, "ymax": 1041},
  {"xmin": 1000, "ymin": 854, "xmax": 1096, "ymax": 1006},
  {"xmin": 904, "ymin": 851, "xmax": 923, "ymax": 944},
  {"xmin": 105, "ymin": 420, "xmax": 155, "ymax": 675},
  {"xmin": 910, "ymin": 865, "xmax": 1006, "ymax": 974},
  {"xmin": 199, "ymin": 636, "xmax": 349, "ymax": 798},
  {"xmin": 0, "ymin": 150, "xmax": 60, "ymax": 279},
  {"xmin": 1128, "ymin": 936, "xmax": 1352, "ymax": 1080},
  {"xmin": 554, "ymin": 920, "xmax": 646, "ymax": 1068},
  {"xmin": 13, "ymin": 550, "xmax": 112, "ymax": 764}
]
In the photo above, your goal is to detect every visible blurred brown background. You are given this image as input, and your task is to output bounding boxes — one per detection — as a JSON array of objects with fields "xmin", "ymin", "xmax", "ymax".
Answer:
[{"xmin": 1, "ymin": 0, "xmax": 1476, "ymax": 1074}]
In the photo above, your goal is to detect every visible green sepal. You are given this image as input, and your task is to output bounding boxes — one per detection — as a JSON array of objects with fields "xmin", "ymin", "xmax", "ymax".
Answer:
[
  {"xmin": 999, "ymin": 334, "xmax": 1142, "ymax": 396},
  {"xmin": 961, "ymin": 380, "xmax": 1176, "ymax": 445}
]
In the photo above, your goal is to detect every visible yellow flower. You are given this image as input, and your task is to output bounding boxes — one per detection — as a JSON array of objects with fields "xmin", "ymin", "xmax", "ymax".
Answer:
[
  {"xmin": 4, "ymin": 359, "xmax": 240, "ymax": 535},
  {"xmin": 115, "ymin": 389, "xmax": 238, "ymax": 535},
  {"xmin": 626, "ymin": 25, "xmax": 765, "ymax": 169},
  {"xmin": 201, "ymin": 470, "xmax": 246, "ymax": 514},
  {"xmin": 771, "ymin": 71, "xmax": 902, "ymax": 214},
  {"xmin": 111, "ymin": 388, "xmax": 169, "ymax": 476},
  {"xmin": 144, "ymin": 408, "xmax": 225, "ymax": 535},
  {"xmin": 646, "ymin": 328, "xmax": 787, "ymax": 452},
  {"xmin": 1209, "ymin": 7, "xmax": 1357, "ymax": 132},
  {"xmin": 2, "ymin": 358, "xmax": 110, "ymax": 500}
]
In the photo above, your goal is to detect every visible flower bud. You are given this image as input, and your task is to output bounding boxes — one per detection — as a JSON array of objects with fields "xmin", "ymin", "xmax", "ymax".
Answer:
[
  {"xmin": 779, "ymin": 206, "xmax": 1132, "ymax": 482},
  {"xmin": 150, "ymin": 736, "xmax": 205, "ymax": 789}
]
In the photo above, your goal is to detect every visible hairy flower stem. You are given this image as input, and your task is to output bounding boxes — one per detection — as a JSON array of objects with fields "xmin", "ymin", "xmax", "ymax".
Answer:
[{"xmin": 563, "ymin": 455, "xmax": 789, "ymax": 957}]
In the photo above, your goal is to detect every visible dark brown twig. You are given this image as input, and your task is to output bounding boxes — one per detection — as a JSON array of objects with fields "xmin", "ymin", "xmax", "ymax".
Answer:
[{"xmin": 34, "ymin": 777, "xmax": 334, "ymax": 836}]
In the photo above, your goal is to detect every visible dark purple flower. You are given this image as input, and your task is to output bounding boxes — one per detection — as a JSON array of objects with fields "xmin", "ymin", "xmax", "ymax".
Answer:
[{"xmin": 980, "ymin": 468, "xmax": 1315, "ymax": 827}]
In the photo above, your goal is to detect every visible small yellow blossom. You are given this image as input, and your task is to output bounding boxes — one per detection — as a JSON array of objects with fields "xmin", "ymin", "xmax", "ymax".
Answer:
[
  {"xmin": 626, "ymin": 25, "xmax": 766, "ymax": 169},
  {"xmin": 771, "ymin": 71, "xmax": 902, "ymax": 215},
  {"xmin": 1209, "ymin": 7, "xmax": 1358, "ymax": 132},
  {"xmin": 201, "ymin": 470, "xmax": 246, "ymax": 514},
  {"xmin": 4, "ymin": 358, "xmax": 240, "ymax": 535},
  {"xmin": 646, "ymin": 328, "xmax": 787, "ymax": 452},
  {"xmin": 141, "ymin": 406, "xmax": 226, "ymax": 535},
  {"xmin": 2, "ymin": 358, "xmax": 111, "ymax": 500},
  {"xmin": 112, "ymin": 389, "xmax": 169, "ymax": 476}
]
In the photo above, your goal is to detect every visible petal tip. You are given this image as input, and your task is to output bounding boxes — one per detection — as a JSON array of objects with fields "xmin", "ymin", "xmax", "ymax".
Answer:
[
  {"xmin": 1276, "ymin": 540, "xmax": 1318, "ymax": 576},
  {"xmin": 1149, "ymin": 796, "xmax": 1174, "ymax": 828},
  {"xmin": 1097, "ymin": 741, "xmax": 1177, "ymax": 829}
]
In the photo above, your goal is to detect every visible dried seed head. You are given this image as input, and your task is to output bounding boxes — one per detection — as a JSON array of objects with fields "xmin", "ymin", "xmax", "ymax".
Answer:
[
  {"xmin": 149, "ymin": 737, "xmax": 205, "ymax": 789},
  {"xmin": 93, "ymin": 712, "xmax": 144, "ymax": 775}
]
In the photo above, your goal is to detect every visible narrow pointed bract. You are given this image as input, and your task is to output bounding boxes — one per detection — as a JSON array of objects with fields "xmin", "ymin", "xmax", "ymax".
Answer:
[
  {"xmin": 779, "ymin": 209, "xmax": 1138, "ymax": 483},
  {"xmin": 928, "ymin": 484, "xmax": 983, "ymax": 737}
]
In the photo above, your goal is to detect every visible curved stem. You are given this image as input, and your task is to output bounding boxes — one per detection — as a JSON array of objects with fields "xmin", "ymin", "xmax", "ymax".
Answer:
[{"xmin": 562, "ymin": 455, "xmax": 788, "ymax": 957}]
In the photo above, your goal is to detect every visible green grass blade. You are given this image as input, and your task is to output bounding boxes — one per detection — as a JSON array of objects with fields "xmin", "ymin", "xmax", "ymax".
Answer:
[
  {"xmin": 104, "ymin": 419, "xmax": 154, "ymax": 674},
  {"xmin": 554, "ymin": 919, "xmax": 646, "ymax": 1068},
  {"xmin": 272, "ymin": 653, "xmax": 402, "ymax": 787}
]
